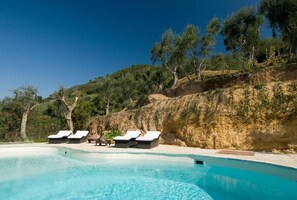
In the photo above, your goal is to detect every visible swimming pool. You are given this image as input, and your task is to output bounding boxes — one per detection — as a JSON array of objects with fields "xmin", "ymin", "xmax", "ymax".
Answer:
[{"xmin": 0, "ymin": 147, "xmax": 296, "ymax": 200}]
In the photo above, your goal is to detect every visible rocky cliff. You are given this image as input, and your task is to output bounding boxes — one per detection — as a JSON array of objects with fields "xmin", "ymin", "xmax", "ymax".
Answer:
[{"xmin": 89, "ymin": 64, "xmax": 297, "ymax": 153}]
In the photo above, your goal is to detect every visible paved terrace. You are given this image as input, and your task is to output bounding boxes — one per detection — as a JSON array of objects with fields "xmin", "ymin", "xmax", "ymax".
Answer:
[{"xmin": 1, "ymin": 143, "xmax": 297, "ymax": 169}]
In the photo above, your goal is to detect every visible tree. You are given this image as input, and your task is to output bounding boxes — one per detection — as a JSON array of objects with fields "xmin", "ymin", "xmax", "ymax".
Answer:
[
  {"xmin": 55, "ymin": 87, "xmax": 78, "ymax": 131},
  {"xmin": 192, "ymin": 17, "xmax": 221, "ymax": 80},
  {"xmin": 0, "ymin": 97, "xmax": 21, "ymax": 141},
  {"xmin": 259, "ymin": 0, "xmax": 297, "ymax": 54},
  {"xmin": 151, "ymin": 26, "xmax": 198, "ymax": 86},
  {"xmin": 151, "ymin": 29, "xmax": 179, "ymax": 86},
  {"xmin": 13, "ymin": 86, "xmax": 40, "ymax": 141},
  {"xmin": 73, "ymin": 100, "xmax": 92, "ymax": 130},
  {"xmin": 255, "ymin": 38, "xmax": 289, "ymax": 63},
  {"xmin": 209, "ymin": 54, "xmax": 228, "ymax": 70},
  {"xmin": 221, "ymin": 7, "xmax": 263, "ymax": 69},
  {"xmin": 95, "ymin": 77, "xmax": 118, "ymax": 116}
]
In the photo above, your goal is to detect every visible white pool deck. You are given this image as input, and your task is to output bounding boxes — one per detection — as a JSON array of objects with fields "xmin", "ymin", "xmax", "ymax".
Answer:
[{"xmin": 1, "ymin": 143, "xmax": 297, "ymax": 169}]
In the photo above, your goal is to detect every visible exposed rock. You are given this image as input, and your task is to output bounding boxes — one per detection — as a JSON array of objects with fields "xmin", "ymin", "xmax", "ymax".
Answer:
[{"xmin": 88, "ymin": 64, "xmax": 297, "ymax": 153}]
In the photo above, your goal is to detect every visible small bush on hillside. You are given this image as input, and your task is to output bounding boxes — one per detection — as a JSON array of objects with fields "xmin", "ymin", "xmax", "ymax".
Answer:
[
  {"xmin": 254, "ymin": 83, "xmax": 265, "ymax": 90},
  {"xmin": 105, "ymin": 129, "xmax": 122, "ymax": 139}
]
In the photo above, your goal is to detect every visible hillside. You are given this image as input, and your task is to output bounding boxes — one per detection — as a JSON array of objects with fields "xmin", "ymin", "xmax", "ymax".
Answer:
[
  {"xmin": 88, "ymin": 64, "xmax": 297, "ymax": 153},
  {"xmin": 0, "ymin": 64, "xmax": 171, "ymax": 142}
]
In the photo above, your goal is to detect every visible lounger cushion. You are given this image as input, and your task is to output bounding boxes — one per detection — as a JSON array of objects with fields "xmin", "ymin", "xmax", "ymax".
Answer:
[
  {"xmin": 48, "ymin": 130, "xmax": 72, "ymax": 139},
  {"xmin": 113, "ymin": 131, "xmax": 141, "ymax": 141},
  {"xmin": 68, "ymin": 130, "xmax": 89, "ymax": 139},
  {"xmin": 136, "ymin": 131, "xmax": 160, "ymax": 141}
]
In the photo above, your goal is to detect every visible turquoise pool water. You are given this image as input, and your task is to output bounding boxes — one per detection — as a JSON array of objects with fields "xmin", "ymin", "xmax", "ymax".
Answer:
[{"xmin": 0, "ymin": 147, "xmax": 296, "ymax": 200}]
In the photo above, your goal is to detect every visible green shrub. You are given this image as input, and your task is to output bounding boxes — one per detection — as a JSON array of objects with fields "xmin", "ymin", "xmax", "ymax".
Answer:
[
  {"xmin": 33, "ymin": 138, "xmax": 48, "ymax": 143},
  {"xmin": 254, "ymin": 83, "xmax": 265, "ymax": 90},
  {"xmin": 105, "ymin": 129, "xmax": 122, "ymax": 139}
]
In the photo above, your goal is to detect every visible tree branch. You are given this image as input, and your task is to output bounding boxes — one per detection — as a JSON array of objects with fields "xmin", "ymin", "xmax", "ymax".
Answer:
[
  {"xmin": 30, "ymin": 103, "xmax": 40, "ymax": 111},
  {"xmin": 164, "ymin": 63, "xmax": 175, "ymax": 74}
]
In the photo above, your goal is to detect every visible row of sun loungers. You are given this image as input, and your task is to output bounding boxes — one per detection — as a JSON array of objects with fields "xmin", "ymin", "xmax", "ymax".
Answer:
[
  {"xmin": 48, "ymin": 130, "xmax": 161, "ymax": 149},
  {"xmin": 113, "ymin": 131, "xmax": 160, "ymax": 148},
  {"xmin": 113, "ymin": 131, "xmax": 141, "ymax": 148},
  {"xmin": 48, "ymin": 130, "xmax": 89, "ymax": 144}
]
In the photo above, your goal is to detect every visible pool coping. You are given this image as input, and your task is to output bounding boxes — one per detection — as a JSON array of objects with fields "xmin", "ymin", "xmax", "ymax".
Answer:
[{"xmin": 1, "ymin": 143, "xmax": 297, "ymax": 170}]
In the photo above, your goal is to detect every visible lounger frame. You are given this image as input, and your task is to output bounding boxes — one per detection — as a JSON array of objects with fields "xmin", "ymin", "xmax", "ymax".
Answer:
[
  {"xmin": 136, "ymin": 138, "xmax": 159, "ymax": 149},
  {"xmin": 48, "ymin": 130, "xmax": 72, "ymax": 144},
  {"xmin": 114, "ymin": 131, "xmax": 141, "ymax": 148},
  {"xmin": 48, "ymin": 137, "xmax": 69, "ymax": 144},
  {"xmin": 68, "ymin": 137, "xmax": 87, "ymax": 144},
  {"xmin": 114, "ymin": 138, "xmax": 137, "ymax": 148},
  {"xmin": 68, "ymin": 130, "xmax": 89, "ymax": 144}
]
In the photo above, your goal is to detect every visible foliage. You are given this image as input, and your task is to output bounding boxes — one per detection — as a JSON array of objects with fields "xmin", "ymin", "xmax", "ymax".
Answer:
[
  {"xmin": 255, "ymin": 38, "xmax": 289, "ymax": 63},
  {"xmin": 221, "ymin": 7, "xmax": 263, "ymax": 70},
  {"xmin": 254, "ymin": 83, "xmax": 265, "ymax": 90},
  {"xmin": 203, "ymin": 104, "xmax": 216, "ymax": 123},
  {"xmin": 222, "ymin": 7, "xmax": 263, "ymax": 54},
  {"xmin": 259, "ymin": 0, "xmax": 297, "ymax": 54},
  {"xmin": 73, "ymin": 100, "xmax": 92, "ymax": 130},
  {"xmin": 12, "ymin": 86, "xmax": 41, "ymax": 141},
  {"xmin": 27, "ymin": 108, "xmax": 65, "ymax": 141},
  {"xmin": 270, "ymin": 83, "xmax": 288, "ymax": 118},
  {"xmin": 3, "ymin": 0, "xmax": 297, "ymax": 142},
  {"xmin": 209, "ymin": 54, "xmax": 227, "ymax": 70},
  {"xmin": 151, "ymin": 26, "xmax": 198, "ymax": 86},
  {"xmin": 0, "ymin": 98, "xmax": 22, "ymax": 141},
  {"xmin": 191, "ymin": 18, "xmax": 221, "ymax": 80},
  {"xmin": 105, "ymin": 129, "xmax": 122, "ymax": 139},
  {"xmin": 152, "ymin": 18, "xmax": 221, "ymax": 83},
  {"xmin": 179, "ymin": 101, "xmax": 201, "ymax": 126},
  {"xmin": 237, "ymin": 86, "xmax": 251, "ymax": 122}
]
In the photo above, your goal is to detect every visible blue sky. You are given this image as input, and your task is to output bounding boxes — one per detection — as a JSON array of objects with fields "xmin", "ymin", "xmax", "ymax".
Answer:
[{"xmin": 0, "ymin": 0, "xmax": 267, "ymax": 99}]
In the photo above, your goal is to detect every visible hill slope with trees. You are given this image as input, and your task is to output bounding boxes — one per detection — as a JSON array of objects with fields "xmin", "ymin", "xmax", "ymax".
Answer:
[{"xmin": 1, "ymin": 0, "xmax": 297, "ymax": 152}]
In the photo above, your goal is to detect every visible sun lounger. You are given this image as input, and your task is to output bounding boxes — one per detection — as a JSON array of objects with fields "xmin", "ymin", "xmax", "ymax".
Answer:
[
  {"xmin": 68, "ymin": 130, "xmax": 89, "ymax": 143},
  {"xmin": 113, "ymin": 130, "xmax": 141, "ymax": 148},
  {"xmin": 48, "ymin": 130, "xmax": 73, "ymax": 144},
  {"xmin": 136, "ymin": 131, "xmax": 161, "ymax": 149}
]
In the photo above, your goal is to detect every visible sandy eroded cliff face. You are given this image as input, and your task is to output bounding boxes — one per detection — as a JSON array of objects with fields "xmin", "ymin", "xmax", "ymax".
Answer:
[{"xmin": 89, "ymin": 65, "xmax": 297, "ymax": 153}]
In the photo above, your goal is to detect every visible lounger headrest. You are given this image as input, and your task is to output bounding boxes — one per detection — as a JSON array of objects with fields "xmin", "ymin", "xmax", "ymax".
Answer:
[
  {"xmin": 146, "ymin": 131, "xmax": 160, "ymax": 138},
  {"xmin": 57, "ymin": 130, "xmax": 73, "ymax": 136},
  {"xmin": 75, "ymin": 130, "xmax": 89, "ymax": 137},
  {"xmin": 125, "ymin": 130, "xmax": 141, "ymax": 137}
]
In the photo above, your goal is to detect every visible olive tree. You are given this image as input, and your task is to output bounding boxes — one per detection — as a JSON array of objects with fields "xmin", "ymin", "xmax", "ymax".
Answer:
[
  {"xmin": 151, "ymin": 26, "xmax": 198, "ymax": 86},
  {"xmin": 13, "ymin": 86, "xmax": 40, "ymax": 141},
  {"xmin": 151, "ymin": 29, "xmax": 179, "ymax": 86},
  {"xmin": 192, "ymin": 17, "xmax": 221, "ymax": 80},
  {"xmin": 54, "ymin": 87, "xmax": 78, "ymax": 131},
  {"xmin": 221, "ymin": 7, "xmax": 263, "ymax": 69},
  {"xmin": 259, "ymin": 0, "xmax": 297, "ymax": 55}
]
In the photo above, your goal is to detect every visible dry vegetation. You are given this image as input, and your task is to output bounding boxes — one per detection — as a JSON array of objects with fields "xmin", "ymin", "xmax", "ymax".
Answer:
[{"xmin": 89, "ymin": 65, "xmax": 297, "ymax": 153}]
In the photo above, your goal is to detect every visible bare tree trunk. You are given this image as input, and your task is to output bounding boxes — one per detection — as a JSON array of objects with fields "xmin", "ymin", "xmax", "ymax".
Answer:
[
  {"xmin": 173, "ymin": 71, "xmax": 178, "ymax": 86},
  {"xmin": 197, "ymin": 70, "xmax": 202, "ymax": 81},
  {"xmin": 61, "ymin": 96, "xmax": 78, "ymax": 132},
  {"xmin": 165, "ymin": 63, "xmax": 178, "ymax": 87},
  {"xmin": 20, "ymin": 109, "xmax": 29, "ymax": 142},
  {"xmin": 19, "ymin": 103, "xmax": 39, "ymax": 142},
  {"xmin": 196, "ymin": 60, "xmax": 205, "ymax": 81},
  {"xmin": 66, "ymin": 112, "xmax": 73, "ymax": 132},
  {"xmin": 179, "ymin": 65, "xmax": 192, "ymax": 83},
  {"xmin": 105, "ymin": 101, "xmax": 110, "ymax": 116},
  {"xmin": 250, "ymin": 46, "xmax": 255, "ymax": 68}
]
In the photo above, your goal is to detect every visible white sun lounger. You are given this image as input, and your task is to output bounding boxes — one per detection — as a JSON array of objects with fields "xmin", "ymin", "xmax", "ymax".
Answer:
[
  {"xmin": 136, "ymin": 131, "xmax": 161, "ymax": 149},
  {"xmin": 68, "ymin": 130, "xmax": 89, "ymax": 143},
  {"xmin": 113, "ymin": 130, "xmax": 141, "ymax": 148},
  {"xmin": 48, "ymin": 130, "xmax": 73, "ymax": 144}
]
